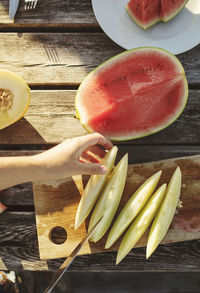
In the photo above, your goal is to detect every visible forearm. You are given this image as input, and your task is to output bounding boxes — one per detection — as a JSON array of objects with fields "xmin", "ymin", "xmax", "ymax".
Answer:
[
  {"xmin": 0, "ymin": 156, "xmax": 45, "ymax": 190},
  {"xmin": 0, "ymin": 134, "xmax": 112, "ymax": 190}
]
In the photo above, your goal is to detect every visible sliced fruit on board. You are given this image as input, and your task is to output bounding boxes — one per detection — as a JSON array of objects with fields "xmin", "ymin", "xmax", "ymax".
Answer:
[
  {"xmin": 116, "ymin": 183, "xmax": 166, "ymax": 265},
  {"xmin": 105, "ymin": 170, "xmax": 162, "ymax": 249},
  {"xmin": 0, "ymin": 202, "xmax": 7, "ymax": 214},
  {"xmin": 75, "ymin": 146, "xmax": 118, "ymax": 230},
  {"xmin": 160, "ymin": 0, "xmax": 189, "ymax": 22},
  {"xmin": 0, "ymin": 70, "xmax": 31, "ymax": 130},
  {"xmin": 146, "ymin": 167, "xmax": 182, "ymax": 259},
  {"xmin": 76, "ymin": 47, "xmax": 188, "ymax": 141},
  {"xmin": 88, "ymin": 154, "xmax": 128, "ymax": 243},
  {"xmin": 126, "ymin": 0, "xmax": 161, "ymax": 30}
]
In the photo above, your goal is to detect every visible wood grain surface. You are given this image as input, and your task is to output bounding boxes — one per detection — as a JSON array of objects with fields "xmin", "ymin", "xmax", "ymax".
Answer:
[
  {"xmin": 0, "ymin": 0, "xmax": 200, "ymax": 272},
  {"xmin": 0, "ymin": 89, "xmax": 199, "ymax": 145},
  {"xmin": 0, "ymin": 33, "xmax": 199, "ymax": 86}
]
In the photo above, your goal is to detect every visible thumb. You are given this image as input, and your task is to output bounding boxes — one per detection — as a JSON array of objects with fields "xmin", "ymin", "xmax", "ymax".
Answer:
[{"xmin": 78, "ymin": 162, "xmax": 107, "ymax": 175}]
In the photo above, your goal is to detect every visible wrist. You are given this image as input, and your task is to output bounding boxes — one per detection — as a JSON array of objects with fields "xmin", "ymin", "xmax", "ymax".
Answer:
[
  {"xmin": 28, "ymin": 154, "xmax": 49, "ymax": 182},
  {"xmin": 32, "ymin": 152, "xmax": 58, "ymax": 181}
]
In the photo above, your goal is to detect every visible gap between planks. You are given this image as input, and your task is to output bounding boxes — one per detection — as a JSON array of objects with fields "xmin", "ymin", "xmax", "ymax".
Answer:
[
  {"xmin": 0, "ymin": 24, "xmax": 102, "ymax": 33},
  {"xmin": 28, "ymin": 83, "xmax": 200, "ymax": 90}
]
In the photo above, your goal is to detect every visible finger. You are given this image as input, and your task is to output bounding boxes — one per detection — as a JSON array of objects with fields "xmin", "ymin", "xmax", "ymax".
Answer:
[
  {"xmin": 76, "ymin": 133, "xmax": 113, "ymax": 156},
  {"xmin": 85, "ymin": 145, "xmax": 107, "ymax": 159},
  {"xmin": 77, "ymin": 162, "xmax": 107, "ymax": 175},
  {"xmin": 80, "ymin": 151, "xmax": 100, "ymax": 164}
]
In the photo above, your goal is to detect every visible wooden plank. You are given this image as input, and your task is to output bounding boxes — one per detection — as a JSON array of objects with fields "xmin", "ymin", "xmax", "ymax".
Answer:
[
  {"xmin": 0, "ymin": 0, "xmax": 97, "ymax": 25},
  {"xmin": 0, "ymin": 89, "xmax": 199, "ymax": 145},
  {"xmin": 27, "ymin": 272, "xmax": 200, "ymax": 293},
  {"xmin": 0, "ymin": 211, "xmax": 200, "ymax": 271},
  {"xmin": 1, "ymin": 146, "xmax": 200, "ymax": 207},
  {"xmin": 0, "ymin": 33, "xmax": 199, "ymax": 85},
  {"xmin": 0, "ymin": 258, "xmax": 7, "ymax": 270},
  {"xmin": 21, "ymin": 260, "xmax": 49, "ymax": 271},
  {"xmin": 1, "ymin": 145, "xmax": 200, "ymax": 163},
  {"xmin": 0, "ymin": 33, "xmax": 121, "ymax": 85},
  {"xmin": 0, "ymin": 211, "xmax": 37, "ymax": 244},
  {"xmin": 0, "ymin": 183, "xmax": 34, "ymax": 206},
  {"xmin": 1, "ymin": 238, "xmax": 200, "ymax": 272}
]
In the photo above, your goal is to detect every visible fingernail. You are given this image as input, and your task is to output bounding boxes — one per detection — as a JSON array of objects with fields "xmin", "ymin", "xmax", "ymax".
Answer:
[{"xmin": 100, "ymin": 165, "xmax": 107, "ymax": 174}]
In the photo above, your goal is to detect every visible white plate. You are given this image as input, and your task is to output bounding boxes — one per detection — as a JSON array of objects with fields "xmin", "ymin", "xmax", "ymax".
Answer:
[{"xmin": 92, "ymin": 0, "xmax": 200, "ymax": 55}]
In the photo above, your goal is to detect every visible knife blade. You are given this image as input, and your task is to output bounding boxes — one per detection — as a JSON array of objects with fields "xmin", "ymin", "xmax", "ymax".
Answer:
[
  {"xmin": 43, "ymin": 216, "xmax": 103, "ymax": 293},
  {"xmin": 9, "ymin": 0, "xmax": 20, "ymax": 19}
]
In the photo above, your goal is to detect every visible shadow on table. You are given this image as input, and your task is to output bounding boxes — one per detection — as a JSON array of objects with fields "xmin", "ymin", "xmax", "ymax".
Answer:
[
  {"xmin": 17, "ymin": 271, "xmax": 200, "ymax": 293},
  {"xmin": 0, "ymin": 117, "xmax": 46, "ymax": 145}
]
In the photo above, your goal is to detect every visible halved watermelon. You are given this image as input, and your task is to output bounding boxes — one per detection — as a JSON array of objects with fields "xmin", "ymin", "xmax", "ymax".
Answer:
[
  {"xmin": 76, "ymin": 47, "xmax": 188, "ymax": 141},
  {"xmin": 160, "ymin": 0, "xmax": 189, "ymax": 22},
  {"xmin": 126, "ymin": 0, "xmax": 161, "ymax": 29}
]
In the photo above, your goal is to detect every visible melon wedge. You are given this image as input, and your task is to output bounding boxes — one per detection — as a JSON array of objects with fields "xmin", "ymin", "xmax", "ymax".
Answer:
[
  {"xmin": 0, "ymin": 70, "xmax": 31, "ymax": 130},
  {"xmin": 0, "ymin": 202, "xmax": 7, "ymax": 214},
  {"xmin": 88, "ymin": 154, "xmax": 128, "ymax": 243},
  {"xmin": 105, "ymin": 170, "xmax": 162, "ymax": 249},
  {"xmin": 76, "ymin": 47, "xmax": 188, "ymax": 141},
  {"xmin": 126, "ymin": 0, "xmax": 189, "ymax": 29},
  {"xmin": 146, "ymin": 167, "xmax": 182, "ymax": 259},
  {"xmin": 160, "ymin": 0, "xmax": 189, "ymax": 22},
  {"xmin": 116, "ymin": 184, "xmax": 166, "ymax": 265},
  {"xmin": 75, "ymin": 146, "xmax": 118, "ymax": 230},
  {"xmin": 126, "ymin": 0, "xmax": 161, "ymax": 30}
]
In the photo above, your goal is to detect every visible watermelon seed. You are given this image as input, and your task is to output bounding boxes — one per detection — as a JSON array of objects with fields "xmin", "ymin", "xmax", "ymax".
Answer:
[{"xmin": 168, "ymin": 97, "xmax": 172, "ymax": 104}]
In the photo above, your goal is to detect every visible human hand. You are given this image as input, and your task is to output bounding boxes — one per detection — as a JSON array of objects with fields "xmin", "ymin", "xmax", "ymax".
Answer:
[{"xmin": 35, "ymin": 133, "xmax": 113, "ymax": 180}]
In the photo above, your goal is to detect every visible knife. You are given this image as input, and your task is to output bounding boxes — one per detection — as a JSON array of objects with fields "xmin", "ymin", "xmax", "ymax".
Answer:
[
  {"xmin": 9, "ymin": 0, "xmax": 20, "ymax": 19},
  {"xmin": 43, "ymin": 216, "xmax": 103, "ymax": 293}
]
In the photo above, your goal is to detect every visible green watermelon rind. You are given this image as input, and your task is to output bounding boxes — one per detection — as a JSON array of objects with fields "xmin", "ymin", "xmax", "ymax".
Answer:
[
  {"xmin": 75, "ymin": 47, "xmax": 188, "ymax": 142},
  {"xmin": 126, "ymin": 5, "xmax": 160, "ymax": 30},
  {"xmin": 161, "ymin": 0, "xmax": 189, "ymax": 22}
]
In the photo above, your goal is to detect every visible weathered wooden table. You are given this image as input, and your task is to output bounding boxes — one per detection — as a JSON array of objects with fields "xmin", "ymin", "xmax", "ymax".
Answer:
[{"xmin": 0, "ymin": 0, "xmax": 200, "ymax": 272}]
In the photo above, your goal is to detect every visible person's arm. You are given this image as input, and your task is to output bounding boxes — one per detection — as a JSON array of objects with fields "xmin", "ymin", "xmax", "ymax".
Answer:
[
  {"xmin": 0, "ymin": 133, "xmax": 113, "ymax": 190},
  {"xmin": 0, "ymin": 155, "xmax": 46, "ymax": 190}
]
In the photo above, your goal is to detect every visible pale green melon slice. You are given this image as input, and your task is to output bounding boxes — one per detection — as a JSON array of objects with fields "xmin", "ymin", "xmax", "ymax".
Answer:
[
  {"xmin": 88, "ymin": 154, "xmax": 128, "ymax": 242},
  {"xmin": 116, "ymin": 183, "xmax": 167, "ymax": 265},
  {"xmin": 75, "ymin": 146, "xmax": 118, "ymax": 230},
  {"xmin": 105, "ymin": 170, "xmax": 162, "ymax": 249},
  {"xmin": 146, "ymin": 167, "xmax": 182, "ymax": 259}
]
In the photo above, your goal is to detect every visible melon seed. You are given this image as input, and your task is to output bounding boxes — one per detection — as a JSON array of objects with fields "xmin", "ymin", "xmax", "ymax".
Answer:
[{"xmin": 0, "ymin": 88, "xmax": 13, "ymax": 112}]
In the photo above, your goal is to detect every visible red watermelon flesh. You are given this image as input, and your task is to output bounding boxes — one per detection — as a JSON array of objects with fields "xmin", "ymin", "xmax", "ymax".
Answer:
[
  {"xmin": 0, "ymin": 202, "xmax": 7, "ymax": 214},
  {"xmin": 127, "ymin": 0, "xmax": 189, "ymax": 29},
  {"xmin": 160, "ymin": 0, "xmax": 188, "ymax": 22},
  {"xmin": 76, "ymin": 48, "xmax": 188, "ymax": 141},
  {"xmin": 126, "ymin": 0, "xmax": 160, "ymax": 29}
]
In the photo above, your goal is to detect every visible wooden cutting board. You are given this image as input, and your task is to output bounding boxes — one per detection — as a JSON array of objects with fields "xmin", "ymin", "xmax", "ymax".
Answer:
[{"xmin": 33, "ymin": 155, "xmax": 200, "ymax": 260}]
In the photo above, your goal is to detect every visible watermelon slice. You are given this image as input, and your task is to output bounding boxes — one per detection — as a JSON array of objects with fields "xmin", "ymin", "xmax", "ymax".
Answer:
[
  {"xmin": 160, "ymin": 0, "xmax": 189, "ymax": 22},
  {"xmin": 126, "ymin": 0, "xmax": 161, "ymax": 29},
  {"xmin": 0, "ymin": 202, "xmax": 7, "ymax": 214},
  {"xmin": 126, "ymin": 0, "xmax": 189, "ymax": 29},
  {"xmin": 76, "ymin": 47, "xmax": 188, "ymax": 141}
]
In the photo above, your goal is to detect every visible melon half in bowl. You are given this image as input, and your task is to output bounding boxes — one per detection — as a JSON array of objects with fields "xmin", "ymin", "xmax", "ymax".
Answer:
[{"xmin": 0, "ymin": 70, "xmax": 31, "ymax": 130}]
